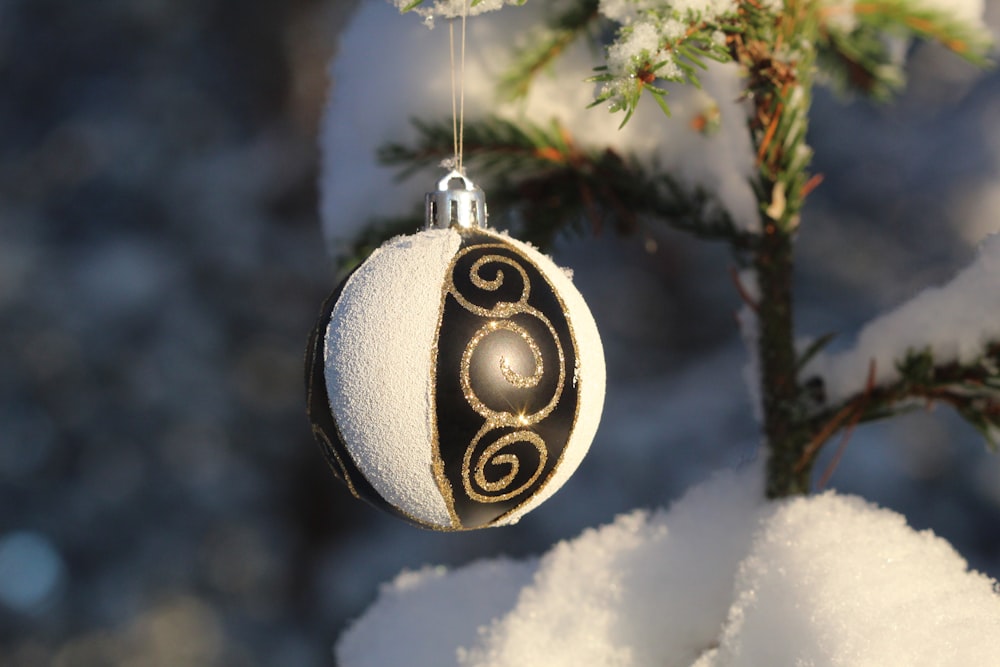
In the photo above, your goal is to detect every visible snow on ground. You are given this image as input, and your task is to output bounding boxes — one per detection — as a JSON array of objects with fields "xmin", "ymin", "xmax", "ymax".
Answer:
[
  {"xmin": 804, "ymin": 234, "xmax": 1000, "ymax": 402},
  {"xmin": 706, "ymin": 489, "xmax": 1000, "ymax": 667},
  {"xmin": 336, "ymin": 558, "xmax": 538, "ymax": 667},
  {"xmin": 335, "ymin": 464, "xmax": 1000, "ymax": 667}
]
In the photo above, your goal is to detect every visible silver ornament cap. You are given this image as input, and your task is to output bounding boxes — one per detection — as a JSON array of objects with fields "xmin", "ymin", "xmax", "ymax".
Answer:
[{"xmin": 425, "ymin": 170, "xmax": 487, "ymax": 230}]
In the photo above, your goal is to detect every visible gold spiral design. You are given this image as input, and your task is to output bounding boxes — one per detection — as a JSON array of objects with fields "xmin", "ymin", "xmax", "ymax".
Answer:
[
  {"xmin": 462, "ymin": 429, "xmax": 548, "ymax": 503},
  {"xmin": 451, "ymin": 248, "xmax": 565, "ymax": 424},
  {"xmin": 445, "ymin": 243, "xmax": 567, "ymax": 505},
  {"xmin": 452, "ymin": 253, "xmax": 530, "ymax": 317},
  {"xmin": 460, "ymin": 320, "xmax": 554, "ymax": 426},
  {"xmin": 500, "ymin": 344, "xmax": 543, "ymax": 389}
]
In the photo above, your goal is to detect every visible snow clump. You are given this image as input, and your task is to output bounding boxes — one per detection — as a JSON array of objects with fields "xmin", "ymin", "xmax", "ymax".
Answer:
[{"xmin": 335, "ymin": 464, "xmax": 1000, "ymax": 667}]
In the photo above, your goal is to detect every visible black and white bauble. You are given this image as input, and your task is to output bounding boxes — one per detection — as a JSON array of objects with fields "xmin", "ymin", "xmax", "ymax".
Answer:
[{"xmin": 306, "ymin": 172, "xmax": 605, "ymax": 530}]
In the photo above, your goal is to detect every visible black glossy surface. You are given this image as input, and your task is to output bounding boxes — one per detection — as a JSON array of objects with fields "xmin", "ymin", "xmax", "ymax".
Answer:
[{"xmin": 435, "ymin": 232, "xmax": 580, "ymax": 528}]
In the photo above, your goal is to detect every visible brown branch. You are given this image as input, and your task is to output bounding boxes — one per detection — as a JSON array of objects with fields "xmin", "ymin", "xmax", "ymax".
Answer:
[
  {"xmin": 800, "ymin": 173, "xmax": 825, "ymax": 198},
  {"xmin": 796, "ymin": 402, "xmax": 856, "ymax": 474},
  {"xmin": 730, "ymin": 267, "xmax": 760, "ymax": 313},
  {"xmin": 816, "ymin": 360, "xmax": 877, "ymax": 488},
  {"xmin": 804, "ymin": 344, "xmax": 1000, "ymax": 455}
]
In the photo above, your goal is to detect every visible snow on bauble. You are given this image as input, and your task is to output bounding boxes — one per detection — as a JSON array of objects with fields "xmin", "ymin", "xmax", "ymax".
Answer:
[{"xmin": 306, "ymin": 176, "xmax": 605, "ymax": 531}]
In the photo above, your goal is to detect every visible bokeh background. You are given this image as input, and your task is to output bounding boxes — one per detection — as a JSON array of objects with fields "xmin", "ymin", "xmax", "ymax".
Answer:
[{"xmin": 2, "ymin": 0, "xmax": 1000, "ymax": 665}]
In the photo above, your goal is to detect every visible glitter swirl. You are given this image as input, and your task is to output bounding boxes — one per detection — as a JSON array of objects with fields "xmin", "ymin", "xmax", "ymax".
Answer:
[
  {"xmin": 444, "ymin": 243, "xmax": 566, "ymax": 504},
  {"xmin": 459, "ymin": 319, "xmax": 554, "ymax": 426},
  {"xmin": 463, "ymin": 429, "xmax": 548, "ymax": 502},
  {"xmin": 451, "ymin": 253, "xmax": 530, "ymax": 317},
  {"xmin": 432, "ymin": 234, "xmax": 581, "ymax": 527}
]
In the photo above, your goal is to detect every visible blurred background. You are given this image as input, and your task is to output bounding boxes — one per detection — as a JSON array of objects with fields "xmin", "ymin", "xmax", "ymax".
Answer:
[{"xmin": 2, "ymin": 0, "xmax": 1000, "ymax": 665}]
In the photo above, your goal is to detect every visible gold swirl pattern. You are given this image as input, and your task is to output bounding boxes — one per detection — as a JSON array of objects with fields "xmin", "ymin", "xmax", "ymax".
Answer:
[
  {"xmin": 463, "ymin": 428, "xmax": 548, "ymax": 502},
  {"xmin": 452, "ymin": 253, "xmax": 531, "ymax": 317},
  {"xmin": 460, "ymin": 320, "xmax": 549, "ymax": 424},
  {"xmin": 499, "ymin": 332, "xmax": 544, "ymax": 389},
  {"xmin": 469, "ymin": 255, "xmax": 514, "ymax": 292},
  {"xmin": 446, "ymin": 244, "xmax": 566, "ymax": 506}
]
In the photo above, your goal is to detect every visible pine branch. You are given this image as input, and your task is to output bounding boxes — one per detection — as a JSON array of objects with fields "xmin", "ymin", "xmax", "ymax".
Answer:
[
  {"xmin": 379, "ymin": 115, "xmax": 577, "ymax": 181},
  {"xmin": 498, "ymin": 0, "xmax": 602, "ymax": 101},
  {"xmin": 853, "ymin": 1, "xmax": 993, "ymax": 65},
  {"xmin": 742, "ymin": 1, "xmax": 994, "ymax": 495},
  {"xmin": 377, "ymin": 115, "xmax": 749, "ymax": 250},
  {"xmin": 816, "ymin": 1, "xmax": 993, "ymax": 100},
  {"xmin": 817, "ymin": 23, "xmax": 905, "ymax": 100},
  {"xmin": 804, "ymin": 343, "xmax": 1000, "ymax": 455},
  {"xmin": 736, "ymin": 2, "xmax": 819, "ymax": 226},
  {"xmin": 382, "ymin": 0, "xmax": 998, "ymax": 503},
  {"xmin": 590, "ymin": 14, "xmax": 737, "ymax": 125},
  {"xmin": 728, "ymin": 0, "xmax": 822, "ymax": 498}
]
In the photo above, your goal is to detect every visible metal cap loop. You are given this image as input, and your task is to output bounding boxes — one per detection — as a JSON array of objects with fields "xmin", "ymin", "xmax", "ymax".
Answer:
[{"xmin": 425, "ymin": 170, "xmax": 487, "ymax": 230}]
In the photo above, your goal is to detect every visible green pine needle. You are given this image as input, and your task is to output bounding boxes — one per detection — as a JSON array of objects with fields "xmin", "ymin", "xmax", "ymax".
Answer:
[
  {"xmin": 373, "ymin": 115, "xmax": 746, "ymax": 250},
  {"xmin": 498, "ymin": 0, "xmax": 601, "ymax": 100},
  {"xmin": 805, "ymin": 343, "xmax": 1000, "ymax": 454}
]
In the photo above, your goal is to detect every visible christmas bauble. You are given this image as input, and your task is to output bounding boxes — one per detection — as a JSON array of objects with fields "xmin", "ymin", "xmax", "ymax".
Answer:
[{"xmin": 306, "ymin": 174, "xmax": 605, "ymax": 530}]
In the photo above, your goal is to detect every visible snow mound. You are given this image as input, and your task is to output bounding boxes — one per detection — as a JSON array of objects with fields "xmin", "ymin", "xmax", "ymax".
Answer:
[
  {"xmin": 709, "ymin": 491, "xmax": 1000, "ymax": 666},
  {"xmin": 336, "ymin": 558, "xmax": 537, "ymax": 667},
  {"xmin": 335, "ymin": 464, "xmax": 1000, "ymax": 667}
]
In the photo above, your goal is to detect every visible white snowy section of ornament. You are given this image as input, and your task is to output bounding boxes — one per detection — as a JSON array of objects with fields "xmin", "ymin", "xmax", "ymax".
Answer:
[
  {"xmin": 335, "ymin": 464, "xmax": 1000, "ymax": 667},
  {"xmin": 804, "ymin": 234, "xmax": 1000, "ymax": 403},
  {"xmin": 325, "ymin": 229, "xmax": 463, "ymax": 527},
  {"xmin": 320, "ymin": 0, "xmax": 759, "ymax": 252}
]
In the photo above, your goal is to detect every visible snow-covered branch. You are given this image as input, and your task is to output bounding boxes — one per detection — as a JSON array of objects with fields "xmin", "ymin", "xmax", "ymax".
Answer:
[
  {"xmin": 322, "ymin": 1, "xmax": 757, "ymax": 251},
  {"xmin": 803, "ymin": 235, "xmax": 1000, "ymax": 447},
  {"xmin": 807, "ymin": 235, "xmax": 1000, "ymax": 401}
]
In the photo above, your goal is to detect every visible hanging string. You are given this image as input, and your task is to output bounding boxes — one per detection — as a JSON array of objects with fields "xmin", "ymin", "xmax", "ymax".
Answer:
[
  {"xmin": 458, "ymin": 0, "xmax": 468, "ymax": 174},
  {"xmin": 449, "ymin": 19, "xmax": 458, "ymax": 168},
  {"xmin": 448, "ymin": 0, "xmax": 470, "ymax": 175}
]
